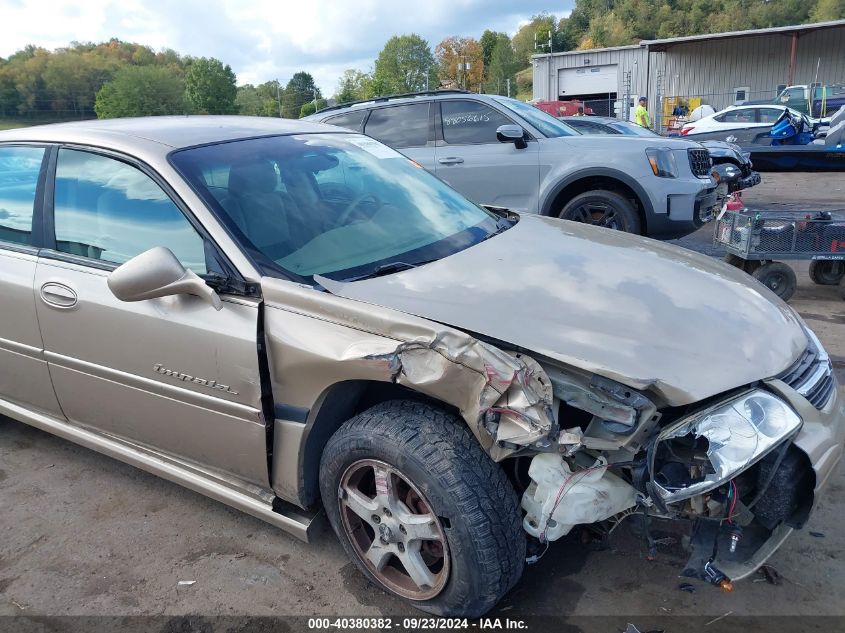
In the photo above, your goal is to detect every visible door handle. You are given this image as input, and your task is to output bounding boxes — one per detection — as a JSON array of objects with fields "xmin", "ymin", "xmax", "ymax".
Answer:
[
  {"xmin": 40, "ymin": 282, "xmax": 78, "ymax": 309},
  {"xmin": 438, "ymin": 157, "xmax": 464, "ymax": 165}
]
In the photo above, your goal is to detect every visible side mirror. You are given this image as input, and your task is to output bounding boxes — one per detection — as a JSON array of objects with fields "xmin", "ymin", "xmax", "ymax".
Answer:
[
  {"xmin": 496, "ymin": 124, "xmax": 528, "ymax": 149},
  {"xmin": 107, "ymin": 246, "xmax": 222, "ymax": 311}
]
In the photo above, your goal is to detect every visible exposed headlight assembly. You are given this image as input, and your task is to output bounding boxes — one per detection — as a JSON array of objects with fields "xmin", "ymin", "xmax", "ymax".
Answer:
[
  {"xmin": 650, "ymin": 390, "xmax": 802, "ymax": 504},
  {"xmin": 646, "ymin": 147, "xmax": 678, "ymax": 178}
]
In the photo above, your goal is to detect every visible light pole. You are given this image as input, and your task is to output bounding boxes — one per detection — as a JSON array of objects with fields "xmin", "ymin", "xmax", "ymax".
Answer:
[{"xmin": 275, "ymin": 79, "xmax": 283, "ymax": 118}]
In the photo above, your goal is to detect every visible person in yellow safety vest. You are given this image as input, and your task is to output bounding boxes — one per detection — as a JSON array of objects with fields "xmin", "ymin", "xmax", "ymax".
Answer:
[
  {"xmin": 575, "ymin": 106, "xmax": 586, "ymax": 116},
  {"xmin": 635, "ymin": 96, "xmax": 651, "ymax": 128}
]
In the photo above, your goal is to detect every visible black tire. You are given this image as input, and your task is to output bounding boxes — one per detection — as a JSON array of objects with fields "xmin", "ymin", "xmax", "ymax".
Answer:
[
  {"xmin": 558, "ymin": 190, "xmax": 642, "ymax": 234},
  {"xmin": 809, "ymin": 260, "xmax": 845, "ymax": 286},
  {"xmin": 839, "ymin": 275, "xmax": 845, "ymax": 301},
  {"xmin": 752, "ymin": 261, "xmax": 798, "ymax": 302},
  {"xmin": 319, "ymin": 400, "xmax": 525, "ymax": 617}
]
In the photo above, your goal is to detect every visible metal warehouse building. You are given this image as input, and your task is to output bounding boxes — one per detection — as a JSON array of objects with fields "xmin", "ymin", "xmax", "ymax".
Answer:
[{"xmin": 532, "ymin": 19, "xmax": 845, "ymax": 126}]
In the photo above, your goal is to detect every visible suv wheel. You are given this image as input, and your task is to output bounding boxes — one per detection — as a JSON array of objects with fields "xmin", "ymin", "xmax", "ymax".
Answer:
[
  {"xmin": 558, "ymin": 190, "xmax": 642, "ymax": 234},
  {"xmin": 319, "ymin": 400, "xmax": 525, "ymax": 617}
]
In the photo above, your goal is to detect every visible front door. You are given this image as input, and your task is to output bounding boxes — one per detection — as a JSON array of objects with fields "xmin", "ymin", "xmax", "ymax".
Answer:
[
  {"xmin": 33, "ymin": 147, "xmax": 268, "ymax": 486},
  {"xmin": 434, "ymin": 99, "xmax": 539, "ymax": 213}
]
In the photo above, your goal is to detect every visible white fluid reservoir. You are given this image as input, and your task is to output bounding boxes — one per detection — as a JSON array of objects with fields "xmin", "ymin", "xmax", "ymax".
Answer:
[{"xmin": 521, "ymin": 453, "xmax": 638, "ymax": 541}]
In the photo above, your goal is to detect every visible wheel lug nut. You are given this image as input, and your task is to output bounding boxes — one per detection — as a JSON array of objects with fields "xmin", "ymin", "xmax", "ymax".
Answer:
[
  {"xmin": 398, "ymin": 543, "xmax": 405, "ymax": 552},
  {"xmin": 380, "ymin": 536, "xmax": 388, "ymax": 545},
  {"xmin": 399, "ymin": 525, "xmax": 407, "ymax": 535},
  {"xmin": 383, "ymin": 509, "xmax": 392, "ymax": 517},
  {"xmin": 372, "ymin": 514, "xmax": 381, "ymax": 524}
]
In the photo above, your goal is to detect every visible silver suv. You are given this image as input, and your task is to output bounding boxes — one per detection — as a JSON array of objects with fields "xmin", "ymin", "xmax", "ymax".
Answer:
[
  {"xmin": 304, "ymin": 91, "xmax": 718, "ymax": 237},
  {"xmin": 0, "ymin": 117, "xmax": 841, "ymax": 617}
]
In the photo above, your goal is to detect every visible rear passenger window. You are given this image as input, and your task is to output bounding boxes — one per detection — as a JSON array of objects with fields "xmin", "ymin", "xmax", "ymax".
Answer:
[
  {"xmin": 441, "ymin": 100, "xmax": 512, "ymax": 145},
  {"xmin": 323, "ymin": 110, "xmax": 368, "ymax": 132},
  {"xmin": 0, "ymin": 146, "xmax": 45, "ymax": 246},
  {"xmin": 364, "ymin": 104, "xmax": 429, "ymax": 149},
  {"xmin": 53, "ymin": 149, "xmax": 207, "ymax": 273}
]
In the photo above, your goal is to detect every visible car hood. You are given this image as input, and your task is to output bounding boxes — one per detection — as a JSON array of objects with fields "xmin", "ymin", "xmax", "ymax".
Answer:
[{"xmin": 316, "ymin": 215, "xmax": 806, "ymax": 406}]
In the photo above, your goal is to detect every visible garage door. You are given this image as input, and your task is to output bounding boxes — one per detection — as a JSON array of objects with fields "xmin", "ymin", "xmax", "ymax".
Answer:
[{"xmin": 558, "ymin": 65, "xmax": 617, "ymax": 97}]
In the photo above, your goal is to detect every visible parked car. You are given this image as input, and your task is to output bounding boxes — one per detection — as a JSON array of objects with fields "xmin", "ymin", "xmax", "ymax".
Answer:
[
  {"xmin": 305, "ymin": 90, "xmax": 718, "ymax": 238},
  {"xmin": 1, "ymin": 117, "xmax": 842, "ymax": 617},
  {"xmin": 679, "ymin": 104, "xmax": 806, "ymax": 140},
  {"xmin": 561, "ymin": 116, "xmax": 761, "ymax": 195}
]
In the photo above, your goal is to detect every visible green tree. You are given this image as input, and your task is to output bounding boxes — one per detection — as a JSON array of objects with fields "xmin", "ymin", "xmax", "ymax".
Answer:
[
  {"xmin": 299, "ymin": 98, "xmax": 328, "ymax": 118},
  {"xmin": 372, "ymin": 34, "xmax": 437, "ymax": 95},
  {"xmin": 811, "ymin": 0, "xmax": 845, "ymax": 21},
  {"xmin": 184, "ymin": 57, "xmax": 237, "ymax": 114},
  {"xmin": 486, "ymin": 34, "xmax": 520, "ymax": 96},
  {"xmin": 479, "ymin": 30, "xmax": 506, "ymax": 73},
  {"xmin": 512, "ymin": 13, "xmax": 559, "ymax": 65},
  {"xmin": 94, "ymin": 65, "xmax": 185, "ymax": 118},
  {"xmin": 334, "ymin": 69, "xmax": 372, "ymax": 103},
  {"xmin": 282, "ymin": 71, "xmax": 320, "ymax": 118},
  {"xmin": 237, "ymin": 81, "xmax": 282, "ymax": 116}
]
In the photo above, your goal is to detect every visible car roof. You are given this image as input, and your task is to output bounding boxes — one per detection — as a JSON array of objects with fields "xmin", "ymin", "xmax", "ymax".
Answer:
[
  {"xmin": 0, "ymin": 115, "xmax": 339, "ymax": 150},
  {"xmin": 306, "ymin": 91, "xmax": 508, "ymax": 120}
]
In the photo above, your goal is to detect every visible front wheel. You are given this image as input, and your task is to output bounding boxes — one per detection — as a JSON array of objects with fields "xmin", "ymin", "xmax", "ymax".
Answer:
[
  {"xmin": 753, "ymin": 261, "xmax": 797, "ymax": 302},
  {"xmin": 319, "ymin": 401, "xmax": 525, "ymax": 617},
  {"xmin": 558, "ymin": 190, "xmax": 642, "ymax": 234}
]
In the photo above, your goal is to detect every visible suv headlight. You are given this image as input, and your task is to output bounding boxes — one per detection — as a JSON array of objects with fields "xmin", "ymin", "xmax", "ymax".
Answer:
[
  {"xmin": 652, "ymin": 390, "xmax": 801, "ymax": 504},
  {"xmin": 646, "ymin": 147, "xmax": 678, "ymax": 178}
]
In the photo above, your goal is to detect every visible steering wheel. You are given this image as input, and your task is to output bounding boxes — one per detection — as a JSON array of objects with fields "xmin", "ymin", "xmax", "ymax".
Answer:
[{"xmin": 336, "ymin": 192, "xmax": 379, "ymax": 225}]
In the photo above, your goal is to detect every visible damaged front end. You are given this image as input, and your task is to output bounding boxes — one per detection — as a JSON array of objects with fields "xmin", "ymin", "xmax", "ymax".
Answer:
[{"xmin": 518, "ymin": 361, "xmax": 827, "ymax": 591}]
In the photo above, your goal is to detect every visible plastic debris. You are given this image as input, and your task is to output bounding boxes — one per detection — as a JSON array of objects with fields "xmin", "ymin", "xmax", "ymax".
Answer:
[
  {"xmin": 177, "ymin": 580, "xmax": 196, "ymax": 586},
  {"xmin": 809, "ymin": 531, "xmax": 825, "ymax": 538}
]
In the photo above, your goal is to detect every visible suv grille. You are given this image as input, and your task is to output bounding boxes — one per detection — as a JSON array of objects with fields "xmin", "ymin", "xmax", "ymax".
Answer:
[
  {"xmin": 779, "ymin": 344, "xmax": 835, "ymax": 409},
  {"xmin": 688, "ymin": 149, "xmax": 712, "ymax": 177}
]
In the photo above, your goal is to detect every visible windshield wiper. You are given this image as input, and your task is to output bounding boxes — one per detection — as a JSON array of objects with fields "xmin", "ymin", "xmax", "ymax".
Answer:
[
  {"xmin": 341, "ymin": 258, "xmax": 441, "ymax": 282},
  {"xmin": 481, "ymin": 217, "xmax": 513, "ymax": 241}
]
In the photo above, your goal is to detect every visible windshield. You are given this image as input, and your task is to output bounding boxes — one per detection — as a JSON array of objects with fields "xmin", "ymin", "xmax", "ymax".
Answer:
[
  {"xmin": 170, "ymin": 134, "xmax": 500, "ymax": 281},
  {"xmin": 492, "ymin": 97, "xmax": 578, "ymax": 138}
]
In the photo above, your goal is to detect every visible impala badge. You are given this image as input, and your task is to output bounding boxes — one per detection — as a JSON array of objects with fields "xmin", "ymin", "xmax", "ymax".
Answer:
[{"xmin": 153, "ymin": 364, "xmax": 239, "ymax": 395}]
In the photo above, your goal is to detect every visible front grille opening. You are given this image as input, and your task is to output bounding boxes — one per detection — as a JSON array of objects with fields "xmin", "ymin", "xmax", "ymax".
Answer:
[
  {"xmin": 778, "ymin": 344, "xmax": 834, "ymax": 410},
  {"xmin": 688, "ymin": 149, "xmax": 712, "ymax": 177}
]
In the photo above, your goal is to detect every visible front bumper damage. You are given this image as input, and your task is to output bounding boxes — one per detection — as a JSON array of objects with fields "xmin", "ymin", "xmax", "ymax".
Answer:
[{"xmin": 519, "ymin": 361, "xmax": 843, "ymax": 590}]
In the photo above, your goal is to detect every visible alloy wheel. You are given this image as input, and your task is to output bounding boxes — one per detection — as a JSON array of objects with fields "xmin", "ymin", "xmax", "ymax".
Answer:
[
  {"xmin": 338, "ymin": 459, "xmax": 449, "ymax": 600},
  {"xmin": 566, "ymin": 202, "xmax": 622, "ymax": 229}
]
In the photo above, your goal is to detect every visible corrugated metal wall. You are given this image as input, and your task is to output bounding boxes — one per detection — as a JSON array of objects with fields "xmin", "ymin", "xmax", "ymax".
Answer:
[
  {"xmin": 533, "ymin": 25, "xmax": 845, "ymax": 118},
  {"xmin": 656, "ymin": 27, "xmax": 845, "ymax": 111}
]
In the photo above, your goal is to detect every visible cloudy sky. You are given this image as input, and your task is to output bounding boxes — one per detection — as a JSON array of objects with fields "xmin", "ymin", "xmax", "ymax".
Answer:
[{"xmin": 1, "ymin": 0, "xmax": 573, "ymax": 94}]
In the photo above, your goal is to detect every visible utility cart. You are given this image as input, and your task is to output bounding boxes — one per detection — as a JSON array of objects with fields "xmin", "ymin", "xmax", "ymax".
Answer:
[{"xmin": 714, "ymin": 208, "xmax": 845, "ymax": 302}]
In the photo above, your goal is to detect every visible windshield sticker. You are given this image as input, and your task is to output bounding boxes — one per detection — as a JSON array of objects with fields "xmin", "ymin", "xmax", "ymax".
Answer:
[{"xmin": 346, "ymin": 136, "xmax": 401, "ymax": 159}]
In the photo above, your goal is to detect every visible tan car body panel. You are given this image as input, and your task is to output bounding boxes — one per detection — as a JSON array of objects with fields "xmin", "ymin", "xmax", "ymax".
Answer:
[
  {"xmin": 0, "ymin": 249, "xmax": 63, "ymax": 416},
  {"xmin": 261, "ymin": 277, "xmax": 556, "ymax": 503}
]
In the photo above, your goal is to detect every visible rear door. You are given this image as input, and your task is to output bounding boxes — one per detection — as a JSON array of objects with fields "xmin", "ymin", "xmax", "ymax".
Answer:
[
  {"xmin": 33, "ymin": 146, "xmax": 268, "ymax": 486},
  {"xmin": 361, "ymin": 103, "xmax": 435, "ymax": 170},
  {"xmin": 0, "ymin": 144, "xmax": 63, "ymax": 417},
  {"xmin": 434, "ymin": 99, "xmax": 539, "ymax": 212}
]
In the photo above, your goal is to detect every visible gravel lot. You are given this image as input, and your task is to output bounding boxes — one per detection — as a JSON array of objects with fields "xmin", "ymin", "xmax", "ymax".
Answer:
[{"xmin": 1, "ymin": 172, "xmax": 843, "ymax": 632}]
